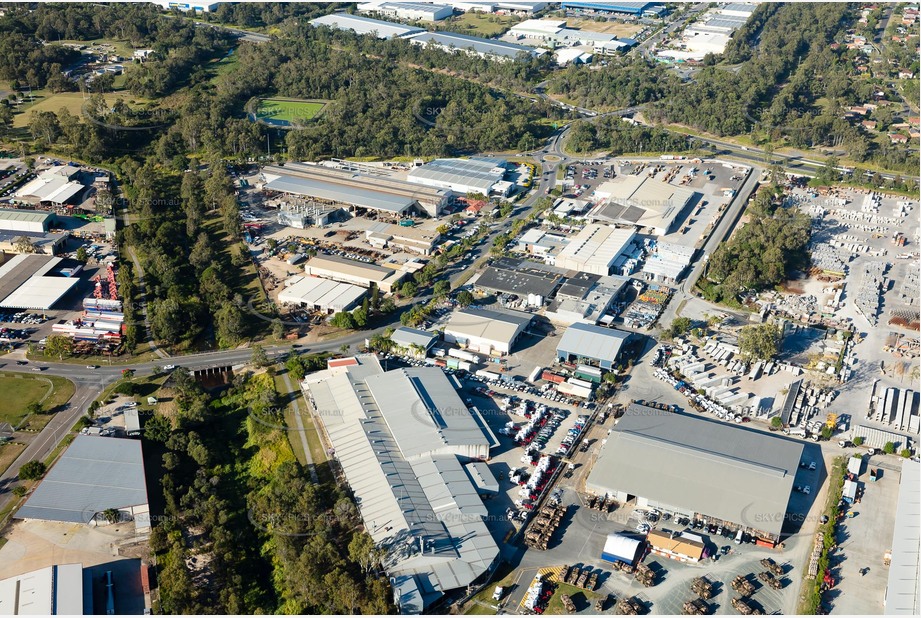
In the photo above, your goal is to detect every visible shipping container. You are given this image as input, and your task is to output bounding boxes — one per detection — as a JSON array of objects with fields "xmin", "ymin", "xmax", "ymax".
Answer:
[
  {"xmin": 574, "ymin": 365, "xmax": 603, "ymax": 383},
  {"xmin": 567, "ymin": 377, "xmax": 595, "ymax": 390},
  {"xmin": 449, "ymin": 348, "xmax": 481, "ymax": 363},
  {"xmin": 445, "ymin": 357, "xmax": 461, "ymax": 369},
  {"xmin": 541, "ymin": 370, "xmax": 565, "ymax": 384}
]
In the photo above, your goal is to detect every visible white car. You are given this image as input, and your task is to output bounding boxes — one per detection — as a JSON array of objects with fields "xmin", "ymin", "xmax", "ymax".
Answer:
[
  {"xmin": 635, "ymin": 523, "xmax": 650, "ymax": 533},
  {"xmin": 163, "ymin": 365, "xmax": 176, "ymax": 371}
]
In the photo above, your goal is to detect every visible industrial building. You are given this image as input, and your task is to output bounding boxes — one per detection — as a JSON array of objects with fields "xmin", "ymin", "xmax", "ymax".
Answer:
[
  {"xmin": 0, "ymin": 254, "xmax": 82, "ymax": 310},
  {"xmin": 872, "ymin": 387, "xmax": 920, "ymax": 435},
  {"xmin": 303, "ymin": 254, "xmax": 407, "ymax": 294},
  {"xmin": 546, "ymin": 272, "xmax": 628, "ymax": 325},
  {"xmin": 365, "ymin": 221, "xmax": 442, "ymax": 255},
  {"xmin": 262, "ymin": 163, "xmax": 453, "ymax": 218},
  {"xmin": 600, "ymin": 533, "xmax": 644, "ymax": 566},
  {"xmin": 514, "ymin": 228, "xmax": 569, "ymax": 262},
  {"xmin": 390, "ymin": 326, "xmax": 439, "ymax": 356},
  {"xmin": 359, "ymin": 1, "xmax": 454, "ymax": 21},
  {"xmin": 0, "ymin": 208, "xmax": 54, "ymax": 233},
  {"xmin": 154, "ymin": 0, "xmax": 221, "ymax": 11},
  {"xmin": 590, "ymin": 176, "xmax": 698, "ymax": 236},
  {"xmin": 13, "ymin": 166, "xmax": 87, "ymax": 206},
  {"xmin": 407, "ymin": 157, "xmax": 508, "ymax": 195},
  {"xmin": 310, "ymin": 12, "xmax": 425, "ymax": 38},
  {"xmin": 641, "ymin": 240, "xmax": 696, "ymax": 283},
  {"xmin": 473, "ymin": 257, "xmax": 562, "ymax": 307},
  {"xmin": 646, "ymin": 529, "xmax": 706, "ymax": 563},
  {"xmin": 884, "ymin": 459, "xmax": 920, "ymax": 615},
  {"xmin": 407, "ymin": 31, "xmax": 544, "ymax": 60},
  {"xmin": 556, "ymin": 322, "xmax": 631, "ymax": 370},
  {"xmin": 302, "ymin": 356, "xmax": 499, "ymax": 612},
  {"xmin": 443, "ymin": 306, "xmax": 532, "ymax": 356},
  {"xmin": 554, "ymin": 224, "xmax": 636, "ymax": 276},
  {"xmin": 561, "ymin": 1, "xmax": 665, "ymax": 16},
  {"xmin": 507, "ymin": 18, "xmax": 623, "ymax": 48},
  {"xmin": 0, "ymin": 208, "xmax": 67, "ymax": 255},
  {"xmin": 277, "ymin": 276, "xmax": 367, "ymax": 314},
  {"xmin": 586, "ymin": 404, "xmax": 806, "ymax": 543},
  {"xmin": 0, "ymin": 564, "xmax": 87, "ymax": 615},
  {"xmin": 17, "ymin": 435, "xmax": 150, "ymax": 533}
]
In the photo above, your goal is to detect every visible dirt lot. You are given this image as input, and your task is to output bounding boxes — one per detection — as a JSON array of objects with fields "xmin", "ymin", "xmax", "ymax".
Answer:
[{"xmin": 564, "ymin": 17, "xmax": 644, "ymax": 37}]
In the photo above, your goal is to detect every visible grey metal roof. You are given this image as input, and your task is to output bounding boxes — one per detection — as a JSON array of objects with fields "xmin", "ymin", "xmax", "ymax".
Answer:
[
  {"xmin": 16, "ymin": 436, "xmax": 148, "ymax": 524},
  {"xmin": 365, "ymin": 367, "xmax": 491, "ymax": 460},
  {"xmin": 464, "ymin": 461, "xmax": 499, "ymax": 494},
  {"xmin": 310, "ymin": 12, "xmax": 424, "ymax": 38},
  {"xmin": 391, "ymin": 326, "xmax": 438, "ymax": 350},
  {"xmin": 407, "ymin": 158, "xmax": 507, "ymax": 194},
  {"xmin": 0, "ymin": 208, "xmax": 53, "ymax": 224},
  {"xmin": 445, "ymin": 307, "xmax": 533, "ymax": 346},
  {"xmin": 885, "ymin": 460, "xmax": 920, "ymax": 615},
  {"xmin": 586, "ymin": 406, "xmax": 804, "ymax": 537},
  {"xmin": 557, "ymin": 323, "xmax": 630, "ymax": 365},
  {"xmin": 265, "ymin": 175, "xmax": 415, "ymax": 213},
  {"xmin": 475, "ymin": 262, "xmax": 561, "ymax": 297},
  {"xmin": 408, "ymin": 31, "xmax": 541, "ymax": 59}
]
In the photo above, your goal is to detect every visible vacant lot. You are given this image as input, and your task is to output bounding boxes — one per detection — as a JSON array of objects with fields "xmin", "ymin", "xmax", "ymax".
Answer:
[
  {"xmin": 255, "ymin": 98, "xmax": 327, "ymax": 126},
  {"xmin": 450, "ymin": 12, "xmax": 521, "ymax": 36},
  {"xmin": 0, "ymin": 374, "xmax": 52, "ymax": 427},
  {"xmin": 563, "ymin": 17, "xmax": 643, "ymax": 37},
  {"xmin": 13, "ymin": 92, "xmax": 129, "ymax": 129}
]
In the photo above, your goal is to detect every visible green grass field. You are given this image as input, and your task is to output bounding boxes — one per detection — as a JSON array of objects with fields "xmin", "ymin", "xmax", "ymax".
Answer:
[
  {"xmin": 12, "ymin": 92, "xmax": 135, "ymax": 129},
  {"xmin": 0, "ymin": 374, "xmax": 53, "ymax": 427},
  {"xmin": 255, "ymin": 98, "xmax": 327, "ymax": 126}
]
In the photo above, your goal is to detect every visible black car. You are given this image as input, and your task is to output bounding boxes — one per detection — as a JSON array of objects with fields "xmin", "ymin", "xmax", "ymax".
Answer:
[{"xmin": 16, "ymin": 360, "xmax": 27, "ymax": 365}]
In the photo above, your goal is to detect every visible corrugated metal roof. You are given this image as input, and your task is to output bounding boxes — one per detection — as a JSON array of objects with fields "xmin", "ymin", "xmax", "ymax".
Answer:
[
  {"xmin": 0, "ymin": 208, "xmax": 53, "ymax": 224},
  {"xmin": 408, "ymin": 31, "xmax": 541, "ymax": 58},
  {"xmin": 306, "ymin": 254, "xmax": 396, "ymax": 282},
  {"xmin": 407, "ymin": 158, "xmax": 506, "ymax": 194},
  {"xmin": 555, "ymin": 224, "xmax": 636, "ymax": 274},
  {"xmin": 557, "ymin": 323, "xmax": 630, "ymax": 365},
  {"xmin": 310, "ymin": 12, "xmax": 424, "ymax": 38},
  {"xmin": 586, "ymin": 406, "xmax": 804, "ymax": 537},
  {"xmin": 16, "ymin": 436, "xmax": 148, "ymax": 524},
  {"xmin": 278, "ymin": 276, "xmax": 366, "ymax": 310},
  {"xmin": 391, "ymin": 327, "xmax": 438, "ymax": 349},
  {"xmin": 265, "ymin": 175, "xmax": 416, "ymax": 213},
  {"xmin": 885, "ymin": 460, "xmax": 920, "ymax": 615},
  {"xmin": 444, "ymin": 307, "xmax": 532, "ymax": 347}
]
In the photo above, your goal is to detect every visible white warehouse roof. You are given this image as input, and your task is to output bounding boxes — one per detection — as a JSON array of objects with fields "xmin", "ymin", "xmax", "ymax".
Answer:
[
  {"xmin": 0, "ymin": 564, "xmax": 85, "ymax": 615},
  {"xmin": 277, "ymin": 275, "xmax": 366, "ymax": 312},
  {"xmin": 407, "ymin": 157, "xmax": 507, "ymax": 195},
  {"xmin": 885, "ymin": 460, "xmax": 920, "ymax": 615},
  {"xmin": 554, "ymin": 224, "xmax": 636, "ymax": 275},
  {"xmin": 310, "ymin": 12, "xmax": 424, "ymax": 38}
]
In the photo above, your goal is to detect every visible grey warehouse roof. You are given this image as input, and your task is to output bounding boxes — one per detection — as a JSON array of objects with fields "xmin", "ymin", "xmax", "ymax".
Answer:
[
  {"xmin": 310, "ymin": 12, "xmax": 424, "ymax": 38},
  {"xmin": 408, "ymin": 31, "xmax": 541, "ymax": 59},
  {"xmin": 557, "ymin": 323, "xmax": 630, "ymax": 364},
  {"xmin": 407, "ymin": 157, "xmax": 507, "ymax": 193},
  {"xmin": 0, "ymin": 208, "xmax": 53, "ymax": 224},
  {"xmin": 884, "ymin": 460, "xmax": 920, "ymax": 615},
  {"xmin": 391, "ymin": 326, "xmax": 438, "ymax": 349},
  {"xmin": 586, "ymin": 406, "xmax": 804, "ymax": 538},
  {"xmin": 476, "ymin": 262, "xmax": 561, "ymax": 298},
  {"xmin": 17, "ymin": 435, "xmax": 148, "ymax": 523},
  {"xmin": 264, "ymin": 174, "xmax": 415, "ymax": 214}
]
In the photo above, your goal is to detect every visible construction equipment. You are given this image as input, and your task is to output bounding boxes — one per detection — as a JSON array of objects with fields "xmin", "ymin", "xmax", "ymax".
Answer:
[
  {"xmin": 587, "ymin": 572, "xmax": 599, "ymax": 591},
  {"xmin": 757, "ymin": 571, "xmax": 783, "ymax": 590},
  {"xmin": 731, "ymin": 597, "xmax": 762, "ymax": 615},
  {"xmin": 616, "ymin": 596, "xmax": 642, "ymax": 615},
  {"xmin": 576, "ymin": 570, "xmax": 589, "ymax": 589},
  {"xmin": 634, "ymin": 564, "xmax": 656, "ymax": 587},
  {"xmin": 731, "ymin": 575, "xmax": 755, "ymax": 597},
  {"xmin": 561, "ymin": 593, "xmax": 576, "ymax": 614},
  {"xmin": 691, "ymin": 576, "xmax": 714, "ymax": 599},
  {"xmin": 682, "ymin": 598, "xmax": 709, "ymax": 615},
  {"xmin": 760, "ymin": 558, "xmax": 783, "ymax": 576},
  {"xmin": 566, "ymin": 566, "xmax": 580, "ymax": 585}
]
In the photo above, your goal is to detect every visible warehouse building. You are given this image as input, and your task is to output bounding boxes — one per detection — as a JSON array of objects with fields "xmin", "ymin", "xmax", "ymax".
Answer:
[
  {"xmin": 17, "ymin": 435, "xmax": 150, "ymax": 534},
  {"xmin": 473, "ymin": 257, "xmax": 562, "ymax": 307},
  {"xmin": 556, "ymin": 322, "xmax": 631, "ymax": 370},
  {"xmin": 407, "ymin": 31, "xmax": 544, "ymax": 60},
  {"xmin": 277, "ymin": 276, "xmax": 367, "ymax": 314},
  {"xmin": 407, "ymin": 157, "xmax": 508, "ymax": 195},
  {"xmin": 304, "ymin": 254, "xmax": 407, "ymax": 294},
  {"xmin": 514, "ymin": 228, "xmax": 569, "ymax": 262},
  {"xmin": 0, "ymin": 564, "xmax": 87, "ymax": 615},
  {"xmin": 591, "ymin": 176, "xmax": 697, "ymax": 236},
  {"xmin": 263, "ymin": 163, "xmax": 453, "ymax": 218},
  {"xmin": 600, "ymin": 532, "xmax": 644, "ymax": 567},
  {"xmin": 302, "ymin": 356, "xmax": 499, "ymax": 612},
  {"xmin": 14, "ymin": 166, "xmax": 87, "ymax": 206},
  {"xmin": 0, "ymin": 254, "xmax": 82, "ymax": 310},
  {"xmin": 444, "ymin": 306, "xmax": 532, "ymax": 356},
  {"xmin": 359, "ymin": 1, "xmax": 454, "ymax": 21},
  {"xmin": 310, "ymin": 12, "xmax": 424, "ymax": 38},
  {"xmin": 546, "ymin": 272, "xmax": 627, "ymax": 326},
  {"xmin": 586, "ymin": 404, "xmax": 805, "ymax": 543},
  {"xmin": 646, "ymin": 529, "xmax": 706, "ymax": 563},
  {"xmin": 390, "ymin": 326, "xmax": 439, "ymax": 356},
  {"xmin": 554, "ymin": 224, "xmax": 636, "ymax": 276},
  {"xmin": 365, "ymin": 221, "xmax": 442, "ymax": 255},
  {"xmin": 561, "ymin": 1, "xmax": 664, "ymax": 16},
  {"xmin": 884, "ymin": 459, "xmax": 920, "ymax": 615},
  {"xmin": 0, "ymin": 208, "xmax": 54, "ymax": 233},
  {"xmin": 507, "ymin": 19, "xmax": 622, "ymax": 48},
  {"xmin": 641, "ymin": 240, "xmax": 696, "ymax": 283}
]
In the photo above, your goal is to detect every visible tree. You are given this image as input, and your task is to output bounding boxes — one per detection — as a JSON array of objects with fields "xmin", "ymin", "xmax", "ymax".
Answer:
[
  {"xmin": 145, "ymin": 414, "xmax": 172, "ymax": 442},
  {"xmin": 770, "ymin": 416, "xmax": 783, "ymax": 430},
  {"xmin": 103, "ymin": 508, "xmax": 121, "ymax": 524},
  {"xmin": 352, "ymin": 306, "xmax": 368, "ymax": 328},
  {"xmin": 12, "ymin": 486, "xmax": 26, "ymax": 497},
  {"xmin": 900, "ymin": 449, "xmax": 912, "ymax": 458},
  {"xmin": 122, "ymin": 368, "xmax": 135, "ymax": 379},
  {"xmin": 820, "ymin": 425, "xmax": 834, "ymax": 440},
  {"xmin": 666, "ymin": 317, "xmax": 692, "ymax": 338},
  {"xmin": 250, "ymin": 344, "xmax": 270, "ymax": 367},
  {"xmin": 433, "ymin": 280, "xmax": 451, "ymax": 298},
  {"xmin": 852, "ymin": 436, "xmax": 864, "ymax": 446},
  {"xmin": 76, "ymin": 246, "xmax": 88, "ymax": 262},
  {"xmin": 24, "ymin": 401, "xmax": 44, "ymax": 417},
  {"xmin": 272, "ymin": 318, "xmax": 285, "ymax": 339},
  {"xmin": 18, "ymin": 460, "xmax": 46, "ymax": 481},
  {"xmin": 330, "ymin": 311, "xmax": 356, "ymax": 329},
  {"xmin": 883, "ymin": 441, "xmax": 896, "ymax": 455},
  {"xmin": 738, "ymin": 324, "xmax": 779, "ymax": 361},
  {"xmin": 456, "ymin": 290, "xmax": 474, "ymax": 307},
  {"xmin": 399, "ymin": 281, "xmax": 417, "ymax": 298},
  {"xmin": 44, "ymin": 334, "xmax": 73, "ymax": 360},
  {"xmin": 14, "ymin": 236, "xmax": 36, "ymax": 254}
]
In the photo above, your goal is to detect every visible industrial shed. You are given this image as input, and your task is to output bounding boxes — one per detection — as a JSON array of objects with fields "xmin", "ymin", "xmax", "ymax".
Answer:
[
  {"xmin": 277, "ymin": 275, "xmax": 366, "ymax": 314},
  {"xmin": 359, "ymin": 1, "xmax": 454, "ymax": 21},
  {"xmin": 443, "ymin": 306, "xmax": 532, "ymax": 356},
  {"xmin": 474, "ymin": 257, "xmax": 562, "ymax": 306},
  {"xmin": 13, "ymin": 167, "xmax": 86, "ymax": 206},
  {"xmin": 591, "ymin": 176, "xmax": 697, "ymax": 236},
  {"xmin": 600, "ymin": 533, "xmax": 644, "ymax": 566},
  {"xmin": 884, "ymin": 460, "xmax": 920, "ymax": 615},
  {"xmin": 586, "ymin": 405, "xmax": 804, "ymax": 542},
  {"xmin": 310, "ymin": 12, "xmax": 424, "ymax": 38},
  {"xmin": 556, "ymin": 322, "xmax": 631, "ymax": 370},
  {"xmin": 554, "ymin": 224, "xmax": 636, "ymax": 276},
  {"xmin": 0, "ymin": 254, "xmax": 81, "ymax": 310},
  {"xmin": 304, "ymin": 254, "xmax": 407, "ymax": 294},
  {"xmin": 16, "ymin": 435, "xmax": 150, "ymax": 533},
  {"xmin": 0, "ymin": 564, "xmax": 87, "ymax": 615},
  {"xmin": 407, "ymin": 31, "xmax": 543, "ymax": 60},
  {"xmin": 407, "ymin": 157, "xmax": 507, "ymax": 195},
  {"xmin": 0, "ymin": 208, "xmax": 54, "ymax": 233},
  {"xmin": 302, "ymin": 357, "xmax": 500, "ymax": 613},
  {"xmin": 390, "ymin": 326, "xmax": 438, "ymax": 355}
]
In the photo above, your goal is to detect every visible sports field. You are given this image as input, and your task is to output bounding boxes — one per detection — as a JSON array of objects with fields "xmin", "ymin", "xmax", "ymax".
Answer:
[{"xmin": 254, "ymin": 98, "xmax": 328, "ymax": 127}]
